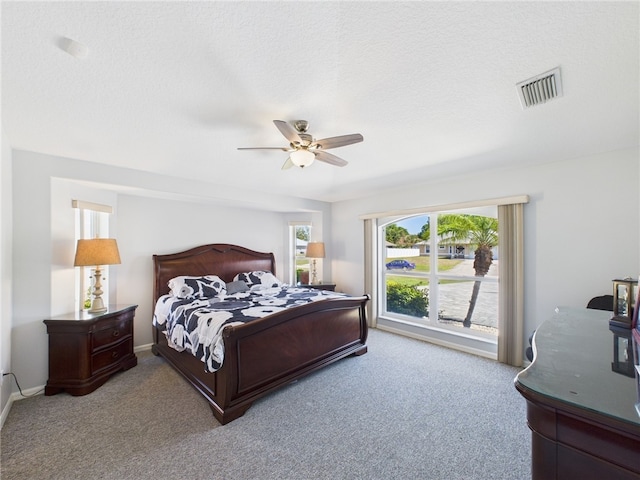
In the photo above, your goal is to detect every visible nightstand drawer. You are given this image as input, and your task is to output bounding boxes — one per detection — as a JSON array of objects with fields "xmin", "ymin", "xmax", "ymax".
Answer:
[
  {"xmin": 92, "ymin": 337, "xmax": 133, "ymax": 374},
  {"xmin": 92, "ymin": 315, "xmax": 132, "ymax": 350}
]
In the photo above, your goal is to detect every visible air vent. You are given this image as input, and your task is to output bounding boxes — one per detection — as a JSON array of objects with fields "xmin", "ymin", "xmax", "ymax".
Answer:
[{"xmin": 516, "ymin": 67, "xmax": 563, "ymax": 109}]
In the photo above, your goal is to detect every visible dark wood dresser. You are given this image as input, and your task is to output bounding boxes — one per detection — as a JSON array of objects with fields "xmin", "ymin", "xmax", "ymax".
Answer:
[
  {"xmin": 44, "ymin": 304, "xmax": 137, "ymax": 396},
  {"xmin": 515, "ymin": 307, "xmax": 640, "ymax": 479}
]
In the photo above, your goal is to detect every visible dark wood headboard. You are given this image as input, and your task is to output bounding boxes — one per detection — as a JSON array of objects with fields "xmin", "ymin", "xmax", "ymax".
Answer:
[{"xmin": 153, "ymin": 244, "xmax": 276, "ymax": 303}]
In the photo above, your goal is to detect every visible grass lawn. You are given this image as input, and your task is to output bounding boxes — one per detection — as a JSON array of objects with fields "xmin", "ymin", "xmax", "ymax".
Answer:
[{"xmin": 385, "ymin": 256, "xmax": 463, "ymax": 286}]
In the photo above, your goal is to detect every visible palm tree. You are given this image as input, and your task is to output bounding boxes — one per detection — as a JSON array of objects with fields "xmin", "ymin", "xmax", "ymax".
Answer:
[{"xmin": 438, "ymin": 214, "xmax": 498, "ymax": 328}]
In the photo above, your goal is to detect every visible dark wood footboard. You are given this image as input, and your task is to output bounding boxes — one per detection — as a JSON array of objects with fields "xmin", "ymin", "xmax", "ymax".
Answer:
[{"xmin": 153, "ymin": 294, "xmax": 368, "ymax": 424}]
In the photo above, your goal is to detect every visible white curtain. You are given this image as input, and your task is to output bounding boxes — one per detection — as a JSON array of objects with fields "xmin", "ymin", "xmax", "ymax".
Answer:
[
  {"xmin": 363, "ymin": 219, "xmax": 378, "ymax": 328},
  {"xmin": 497, "ymin": 203, "xmax": 525, "ymax": 366}
]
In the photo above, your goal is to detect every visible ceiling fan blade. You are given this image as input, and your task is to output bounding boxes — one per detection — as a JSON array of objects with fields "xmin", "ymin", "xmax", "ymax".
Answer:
[
  {"xmin": 281, "ymin": 157, "xmax": 294, "ymax": 170},
  {"xmin": 273, "ymin": 120, "xmax": 302, "ymax": 144},
  {"xmin": 237, "ymin": 147, "xmax": 290, "ymax": 151},
  {"xmin": 312, "ymin": 133, "xmax": 363, "ymax": 150},
  {"xmin": 315, "ymin": 150, "xmax": 348, "ymax": 167}
]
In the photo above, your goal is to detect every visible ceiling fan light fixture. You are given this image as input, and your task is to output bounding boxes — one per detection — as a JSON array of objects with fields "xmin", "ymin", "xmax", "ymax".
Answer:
[
  {"xmin": 290, "ymin": 149, "xmax": 315, "ymax": 168},
  {"xmin": 238, "ymin": 120, "xmax": 362, "ymax": 169}
]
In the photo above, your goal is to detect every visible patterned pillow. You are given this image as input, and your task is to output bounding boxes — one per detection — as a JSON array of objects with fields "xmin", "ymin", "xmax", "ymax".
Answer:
[
  {"xmin": 233, "ymin": 271, "xmax": 282, "ymax": 289},
  {"xmin": 225, "ymin": 280, "xmax": 249, "ymax": 295},
  {"xmin": 168, "ymin": 275, "xmax": 226, "ymax": 299}
]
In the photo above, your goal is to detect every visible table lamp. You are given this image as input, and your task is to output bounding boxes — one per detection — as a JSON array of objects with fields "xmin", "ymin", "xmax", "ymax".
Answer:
[
  {"xmin": 305, "ymin": 242, "xmax": 325, "ymax": 285},
  {"xmin": 74, "ymin": 238, "xmax": 121, "ymax": 313}
]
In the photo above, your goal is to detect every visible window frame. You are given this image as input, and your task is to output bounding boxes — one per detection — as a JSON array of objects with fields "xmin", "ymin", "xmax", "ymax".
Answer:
[
  {"xmin": 288, "ymin": 222, "xmax": 312, "ymax": 285},
  {"xmin": 362, "ymin": 195, "xmax": 528, "ymax": 362},
  {"xmin": 380, "ymin": 209, "xmax": 497, "ymax": 335}
]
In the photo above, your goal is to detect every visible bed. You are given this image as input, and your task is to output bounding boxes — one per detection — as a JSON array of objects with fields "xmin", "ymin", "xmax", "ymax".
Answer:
[{"xmin": 151, "ymin": 243, "xmax": 369, "ymax": 424}]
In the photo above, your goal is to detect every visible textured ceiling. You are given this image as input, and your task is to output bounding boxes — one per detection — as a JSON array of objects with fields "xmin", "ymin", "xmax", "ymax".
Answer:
[{"xmin": 2, "ymin": 1, "xmax": 638, "ymax": 203}]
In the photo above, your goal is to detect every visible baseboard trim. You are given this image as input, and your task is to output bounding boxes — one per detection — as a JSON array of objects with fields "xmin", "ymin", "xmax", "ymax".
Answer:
[
  {"xmin": 134, "ymin": 343, "xmax": 153, "ymax": 353},
  {"xmin": 0, "ymin": 395, "xmax": 14, "ymax": 430},
  {"xmin": 10, "ymin": 385, "xmax": 45, "ymax": 402}
]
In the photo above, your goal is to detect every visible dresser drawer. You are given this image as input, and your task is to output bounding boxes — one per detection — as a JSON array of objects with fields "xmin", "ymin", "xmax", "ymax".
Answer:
[
  {"xmin": 92, "ymin": 314, "xmax": 133, "ymax": 350},
  {"xmin": 91, "ymin": 338, "xmax": 133, "ymax": 374}
]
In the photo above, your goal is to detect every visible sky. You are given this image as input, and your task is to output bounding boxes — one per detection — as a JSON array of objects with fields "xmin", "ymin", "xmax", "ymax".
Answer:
[
  {"xmin": 394, "ymin": 206, "xmax": 497, "ymax": 234},
  {"xmin": 396, "ymin": 215, "xmax": 429, "ymax": 235}
]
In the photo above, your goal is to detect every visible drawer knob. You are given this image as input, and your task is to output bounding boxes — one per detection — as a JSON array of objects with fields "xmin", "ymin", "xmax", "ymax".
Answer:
[
  {"xmin": 112, "ymin": 330, "xmax": 120, "ymax": 337},
  {"xmin": 112, "ymin": 351, "xmax": 119, "ymax": 359}
]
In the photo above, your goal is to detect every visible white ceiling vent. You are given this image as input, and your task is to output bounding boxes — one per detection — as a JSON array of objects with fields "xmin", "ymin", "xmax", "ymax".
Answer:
[{"xmin": 516, "ymin": 67, "xmax": 563, "ymax": 109}]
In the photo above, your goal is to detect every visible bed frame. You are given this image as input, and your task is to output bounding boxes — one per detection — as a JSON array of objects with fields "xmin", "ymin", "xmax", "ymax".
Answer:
[{"xmin": 151, "ymin": 243, "xmax": 369, "ymax": 424}]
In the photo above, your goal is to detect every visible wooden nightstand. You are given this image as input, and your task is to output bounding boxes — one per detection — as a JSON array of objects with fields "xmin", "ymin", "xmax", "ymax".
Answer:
[
  {"xmin": 44, "ymin": 304, "xmax": 137, "ymax": 396},
  {"xmin": 298, "ymin": 283, "xmax": 336, "ymax": 291}
]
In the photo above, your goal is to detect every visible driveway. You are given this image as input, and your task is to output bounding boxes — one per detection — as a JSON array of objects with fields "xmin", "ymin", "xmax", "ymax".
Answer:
[{"xmin": 437, "ymin": 259, "xmax": 498, "ymax": 330}]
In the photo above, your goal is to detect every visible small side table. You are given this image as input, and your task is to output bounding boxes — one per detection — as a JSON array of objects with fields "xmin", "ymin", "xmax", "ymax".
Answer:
[
  {"xmin": 298, "ymin": 283, "xmax": 336, "ymax": 291},
  {"xmin": 44, "ymin": 304, "xmax": 138, "ymax": 396}
]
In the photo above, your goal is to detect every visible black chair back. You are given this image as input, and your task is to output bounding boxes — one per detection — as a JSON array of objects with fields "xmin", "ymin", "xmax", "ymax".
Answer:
[{"xmin": 586, "ymin": 294, "xmax": 614, "ymax": 311}]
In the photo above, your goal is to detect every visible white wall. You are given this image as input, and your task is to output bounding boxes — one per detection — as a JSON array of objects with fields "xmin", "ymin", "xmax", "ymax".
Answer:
[
  {"xmin": 116, "ymin": 194, "xmax": 288, "ymax": 346},
  {"xmin": 11, "ymin": 149, "xmax": 331, "ymax": 393},
  {"xmin": 331, "ymin": 147, "xmax": 640, "ymax": 350},
  {"xmin": 1, "ymin": 128, "xmax": 13, "ymax": 418}
]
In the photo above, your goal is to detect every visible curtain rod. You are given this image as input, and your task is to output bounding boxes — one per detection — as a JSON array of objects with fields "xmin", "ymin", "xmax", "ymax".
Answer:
[
  {"xmin": 358, "ymin": 195, "xmax": 529, "ymax": 220},
  {"xmin": 71, "ymin": 199, "xmax": 113, "ymax": 214}
]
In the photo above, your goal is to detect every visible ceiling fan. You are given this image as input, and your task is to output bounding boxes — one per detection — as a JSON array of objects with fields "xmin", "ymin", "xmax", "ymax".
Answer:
[{"xmin": 238, "ymin": 120, "xmax": 363, "ymax": 169}]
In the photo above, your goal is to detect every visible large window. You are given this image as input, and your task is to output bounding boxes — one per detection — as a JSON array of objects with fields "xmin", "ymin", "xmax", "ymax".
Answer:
[
  {"xmin": 381, "ymin": 206, "xmax": 499, "ymax": 346},
  {"xmin": 365, "ymin": 196, "xmax": 526, "ymax": 364}
]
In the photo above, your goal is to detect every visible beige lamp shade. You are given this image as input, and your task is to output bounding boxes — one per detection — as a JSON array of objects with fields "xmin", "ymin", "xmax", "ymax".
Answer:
[
  {"xmin": 74, "ymin": 238, "xmax": 121, "ymax": 267},
  {"xmin": 305, "ymin": 242, "xmax": 325, "ymax": 259}
]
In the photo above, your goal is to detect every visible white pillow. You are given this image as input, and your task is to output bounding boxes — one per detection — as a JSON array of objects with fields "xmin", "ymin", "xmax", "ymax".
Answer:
[{"xmin": 168, "ymin": 275, "xmax": 226, "ymax": 299}]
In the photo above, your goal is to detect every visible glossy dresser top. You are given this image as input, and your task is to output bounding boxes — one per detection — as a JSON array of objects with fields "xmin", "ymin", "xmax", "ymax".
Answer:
[
  {"xmin": 45, "ymin": 304, "xmax": 137, "ymax": 322},
  {"xmin": 516, "ymin": 306, "xmax": 639, "ymax": 427}
]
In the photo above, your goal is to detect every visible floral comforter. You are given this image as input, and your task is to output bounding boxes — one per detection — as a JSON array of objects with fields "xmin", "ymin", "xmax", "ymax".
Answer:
[{"xmin": 153, "ymin": 285, "xmax": 345, "ymax": 373}]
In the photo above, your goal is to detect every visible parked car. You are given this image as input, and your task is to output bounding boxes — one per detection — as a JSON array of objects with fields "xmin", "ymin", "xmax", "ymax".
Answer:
[{"xmin": 386, "ymin": 259, "xmax": 416, "ymax": 270}]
